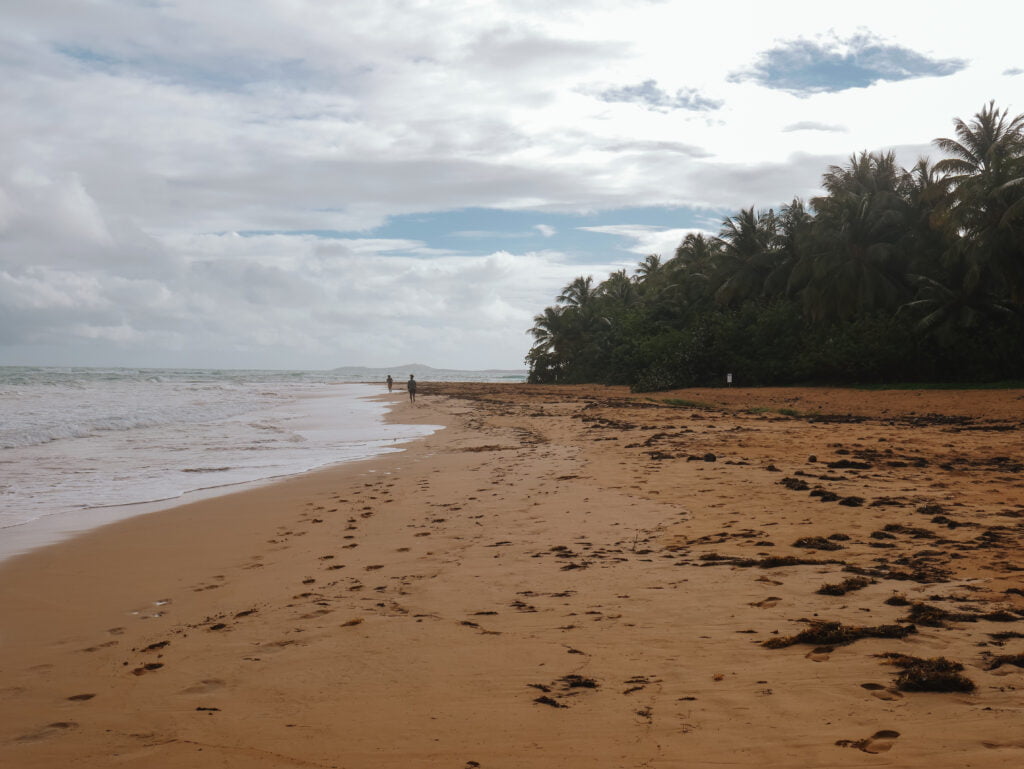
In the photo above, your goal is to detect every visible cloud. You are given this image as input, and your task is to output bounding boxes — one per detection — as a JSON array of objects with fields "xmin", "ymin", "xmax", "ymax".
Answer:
[
  {"xmin": 782, "ymin": 121, "xmax": 848, "ymax": 133},
  {"xmin": 1, "ymin": 2, "xmax": 1020, "ymax": 369},
  {"xmin": 601, "ymin": 140, "xmax": 712, "ymax": 158},
  {"xmin": 1005, "ymin": 67, "xmax": 1024, "ymax": 76},
  {"xmin": 729, "ymin": 32, "xmax": 967, "ymax": 95},
  {"xmin": 578, "ymin": 224, "xmax": 709, "ymax": 260},
  {"xmin": 0, "ymin": 222, "xmax": 619, "ymax": 368},
  {"xmin": 597, "ymin": 80, "xmax": 723, "ymax": 112}
]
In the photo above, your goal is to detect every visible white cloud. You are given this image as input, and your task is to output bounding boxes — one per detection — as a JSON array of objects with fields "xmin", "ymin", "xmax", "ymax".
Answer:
[
  {"xmin": 579, "ymin": 224, "xmax": 712, "ymax": 261},
  {"xmin": 782, "ymin": 121, "xmax": 848, "ymax": 133},
  {"xmin": 1, "ymin": 0, "xmax": 1021, "ymax": 368}
]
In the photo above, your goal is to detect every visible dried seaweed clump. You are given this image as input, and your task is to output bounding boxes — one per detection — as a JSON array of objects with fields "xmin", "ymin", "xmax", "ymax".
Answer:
[
  {"xmin": 698, "ymin": 553, "xmax": 840, "ymax": 569},
  {"xmin": 763, "ymin": 621, "xmax": 916, "ymax": 649},
  {"xmin": 903, "ymin": 602, "xmax": 978, "ymax": 627},
  {"xmin": 878, "ymin": 653, "xmax": 975, "ymax": 692},
  {"xmin": 755, "ymin": 555, "xmax": 838, "ymax": 568},
  {"xmin": 793, "ymin": 536, "xmax": 844, "ymax": 551},
  {"xmin": 529, "ymin": 673, "xmax": 600, "ymax": 708},
  {"xmin": 817, "ymin": 576, "xmax": 873, "ymax": 596},
  {"xmin": 984, "ymin": 654, "xmax": 1024, "ymax": 671}
]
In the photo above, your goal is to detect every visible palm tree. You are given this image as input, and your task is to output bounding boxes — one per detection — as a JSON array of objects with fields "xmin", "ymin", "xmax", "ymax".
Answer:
[
  {"xmin": 529, "ymin": 306, "xmax": 564, "ymax": 351},
  {"xmin": 671, "ymin": 232, "xmax": 719, "ymax": 273},
  {"xmin": 557, "ymin": 275, "xmax": 596, "ymax": 309},
  {"xmin": 600, "ymin": 269, "xmax": 636, "ymax": 306},
  {"xmin": 712, "ymin": 207, "xmax": 781, "ymax": 306},
  {"xmin": 901, "ymin": 252, "xmax": 1015, "ymax": 341},
  {"xmin": 526, "ymin": 306, "xmax": 568, "ymax": 383},
  {"xmin": 634, "ymin": 254, "xmax": 663, "ymax": 281},
  {"xmin": 933, "ymin": 101, "xmax": 1024, "ymax": 302},
  {"xmin": 765, "ymin": 197, "xmax": 813, "ymax": 297},
  {"xmin": 903, "ymin": 157, "xmax": 954, "ymax": 277},
  {"xmin": 797, "ymin": 152, "xmax": 914, "ymax": 321},
  {"xmin": 667, "ymin": 233, "xmax": 719, "ymax": 303}
]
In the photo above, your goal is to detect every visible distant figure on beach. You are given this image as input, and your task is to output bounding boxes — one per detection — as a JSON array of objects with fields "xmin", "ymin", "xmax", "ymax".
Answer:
[
  {"xmin": 407, "ymin": 374, "xmax": 417, "ymax": 403},
  {"xmin": 386, "ymin": 374, "xmax": 393, "ymax": 392}
]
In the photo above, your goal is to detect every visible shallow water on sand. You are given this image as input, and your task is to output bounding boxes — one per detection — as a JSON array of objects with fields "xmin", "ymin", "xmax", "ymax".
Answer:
[{"xmin": 0, "ymin": 368, "xmax": 444, "ymax": 561}]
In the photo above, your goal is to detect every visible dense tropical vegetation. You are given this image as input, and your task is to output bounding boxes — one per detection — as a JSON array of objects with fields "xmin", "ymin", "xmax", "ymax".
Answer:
[{"xmin": 526, "ymin": 103, "xmax": 1024, "ymax": 389}]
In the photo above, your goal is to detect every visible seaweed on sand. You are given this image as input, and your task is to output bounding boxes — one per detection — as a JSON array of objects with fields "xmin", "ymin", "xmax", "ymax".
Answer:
[
  {"xmin": 884, "ymin": 594, "xmax": 911, "ymax": 606},
  {"xmin": 816, "ymin": 576, "xmax": 873, "ymax": 596},
  {"xmin": 793, "ymin": 536, "xmax": 844, "ymax": 551},
  {"xmin": 877, "ymin": 653, "xmax": 975, "ymax": 692},
  {"xmin": 529, "ymin": 673, "xmax": 600, "ymax": 708},
  {"xmin": 902, "ymin": 602, "xmax": 978, "ymax": 627},
  {"xmin": 763, "ymin": 621, "xmax": 916, "ymax": 649},
  {"xmin": 983, "ymin": 654, "xmax": 1024, "ymax": 671},
  {"xmin": 699, "ymin": 553, "xmax": 842, "ymax": 569},
  {"xmin": 559, "ymin": 674, "xmax": 599, "ymax": 689},
  {"xmin": 988, "ymin": 631, "xmax": 1024, "ymax": 642}
]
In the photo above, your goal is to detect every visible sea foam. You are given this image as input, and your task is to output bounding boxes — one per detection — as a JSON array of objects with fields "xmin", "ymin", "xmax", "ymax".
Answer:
[{"xmin": 0, "ymin": 367, "xmax": 448, "ymax": 562}]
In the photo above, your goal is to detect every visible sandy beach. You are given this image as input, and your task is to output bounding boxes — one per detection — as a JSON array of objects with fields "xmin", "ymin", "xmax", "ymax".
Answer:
[{"xmin": 1, "ymin": 383, "xmax": 1023, "ymax": 768}]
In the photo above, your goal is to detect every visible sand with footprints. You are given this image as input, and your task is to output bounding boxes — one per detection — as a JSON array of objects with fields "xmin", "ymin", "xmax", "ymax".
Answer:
[{"xmin": 1, "ymin": 383, "xmax": 1023, "ymax": 767}]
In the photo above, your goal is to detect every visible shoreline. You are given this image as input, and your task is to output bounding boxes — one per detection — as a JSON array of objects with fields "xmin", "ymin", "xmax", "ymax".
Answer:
[
  {"xmin": 1, "ymin": 383, "xmax": 1022, "ymax": 767},
  {"xmin": 0, "ymin": 386, "xmax": 438, "ymax": 565}
]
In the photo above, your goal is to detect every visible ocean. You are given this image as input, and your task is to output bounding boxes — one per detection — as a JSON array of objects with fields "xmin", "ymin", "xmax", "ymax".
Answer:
[{"xmin": 0, "ymin": 365, "xmax": 524, "ymax": 562}]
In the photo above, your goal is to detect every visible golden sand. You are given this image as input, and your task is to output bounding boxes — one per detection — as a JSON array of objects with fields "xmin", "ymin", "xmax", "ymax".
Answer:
[{"xmin": 1, "ymin": 383, "xmax": 1022, "ymax": 767}]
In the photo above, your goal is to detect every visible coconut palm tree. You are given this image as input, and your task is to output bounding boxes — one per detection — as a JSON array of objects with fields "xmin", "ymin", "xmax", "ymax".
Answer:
[
  {"xmin": 600, "ymin": 269, "xmax": 636, "ymax": 306},
  {"xmin": 529, "ymin": 306, "xmax": 564, "ymax": 351},
  {"xmin": 634, "ymin": 253, "xmax": 663, "ymax": 281},
  {"xmin": 901, "ymin": 252, "xmax": 1016, "ymax": 341},
  {"xmin": 797, "ymin": 152, "xmax": 914, "ymax": 321},
  {"xmin": 557, "ymin": 275, "xmax": 596, "ymax": 309},
  {"xmin": 712, "ymin": 207, "xmax": 782, "ymax": 306},
  {"xmin": 764, "ymin": 197, "xmax": 813, "ymax": 297},
  {"xmin": 933, "ymin": 101, "xmax": 1024, "ymax": 302}
]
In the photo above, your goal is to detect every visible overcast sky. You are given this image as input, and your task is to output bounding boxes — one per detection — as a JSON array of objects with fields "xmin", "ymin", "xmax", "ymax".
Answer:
[{"xmin": 1, "ymin": 0, "xmax": 1021, "ymax": 370}]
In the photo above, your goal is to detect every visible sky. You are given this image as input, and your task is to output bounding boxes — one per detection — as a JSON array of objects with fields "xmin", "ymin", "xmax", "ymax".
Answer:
[{"xmin": 1, "ymin": 0, "xmax": 1021, "ymax": 371}]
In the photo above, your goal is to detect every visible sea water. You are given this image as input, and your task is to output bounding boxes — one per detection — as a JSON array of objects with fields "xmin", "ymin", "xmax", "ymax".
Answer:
[{"xmin": 0, "ymin": 366, "xmax": 517, "ymax": 562}]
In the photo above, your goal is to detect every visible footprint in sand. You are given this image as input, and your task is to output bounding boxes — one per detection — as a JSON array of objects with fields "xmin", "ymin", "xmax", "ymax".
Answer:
[
  {"xmin": 749, "ymin": 597, "xmax": 781, "ymax": 608},
  {"xmin": 300, "ymin": 608, "xmax": 332, "ymax": 619},
  {"xmin": 872, "ymin": 690, "xmax": 904, "ymax": 701},
  {"xmin": 805, "ymin": 646, "xmax": 832, "ymax": 662},
  {"xmin": 861, "ymin": 730, "xmax": 901, "ymax": 753},
  {"xmin": 179, "ymin": 678, "xmax": 226, "ymax": 694},
  {"xmin": 861, "ymin": 683, "xmax": 904, "ymax": 701},
  {"xmin": 80, "ymin": 640, "xmax": 118, "ymax": 653},
  {"xmin": 982, "ymin": 740, "xmax": 1024, "ymax": 750},
  {"xmin": 838, "ymin": 730, "xmax": 900, "ymax": 753},
  {"xmin": 16, "ymin": 722, "xmax": 78, "ymax": 742}
]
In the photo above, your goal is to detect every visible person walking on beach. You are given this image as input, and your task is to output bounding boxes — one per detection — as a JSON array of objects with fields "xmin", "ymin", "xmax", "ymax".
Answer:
[
  {"xmin": 407, "ymin": 374, "xmax": 417, "ymax": 403},
  {"xmin": 386, "ymin": 374, "xmax": 393, "ymax": 392}
]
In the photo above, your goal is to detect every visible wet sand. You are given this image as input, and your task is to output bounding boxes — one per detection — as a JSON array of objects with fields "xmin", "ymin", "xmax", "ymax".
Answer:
[{"xmin": 1, "ymin": 383, "xmax": 1023, "ymax": 767}]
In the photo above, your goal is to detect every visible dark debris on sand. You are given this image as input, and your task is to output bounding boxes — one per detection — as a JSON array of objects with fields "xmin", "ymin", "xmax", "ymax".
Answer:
[
  {"xmin": 763, "ymin": 620, "xmax": 916, "ymax": 649},
  {"xmin": 816, "ymin": 576, "xmax": 873, "ymax": 596},
  {"xmin": 877, "ymin": 653, "xmax": 975, "ymax": 692}
]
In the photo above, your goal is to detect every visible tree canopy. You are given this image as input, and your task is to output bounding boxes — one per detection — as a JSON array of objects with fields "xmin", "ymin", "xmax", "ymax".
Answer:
[{"xmin": 526, "ymin": 103, "xmax": 1024, "ymax": 389}]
